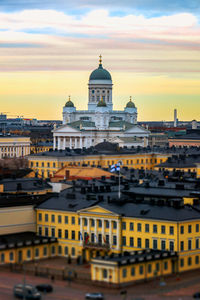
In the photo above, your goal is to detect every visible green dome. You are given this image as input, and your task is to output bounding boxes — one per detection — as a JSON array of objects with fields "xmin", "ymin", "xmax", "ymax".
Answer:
[
  {"xmin": 65, "ymin": 99, "xmax": 74, "ymax": 107},
  {"xmin": 97, "ymin": 99, "xmax": 107, "ymax": 107},
  {"xmin": 126, "ymin": 99, "xmax": 135, "ymax": 108},
  {"xmin": 89, "ymin": 64, "xmax": 112, "ymax": 81}
]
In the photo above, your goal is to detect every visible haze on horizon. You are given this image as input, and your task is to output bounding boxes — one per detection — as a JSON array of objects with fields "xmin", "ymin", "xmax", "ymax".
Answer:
[{"xmin": 0, "ymin": 0, "xmax": 200, "ymax": 121}]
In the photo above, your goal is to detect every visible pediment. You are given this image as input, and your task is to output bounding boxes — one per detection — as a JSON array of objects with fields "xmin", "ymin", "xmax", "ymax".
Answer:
[
  {"xmin": 53, "ymin": 124, "xmax": 80, "ymax": 133},
  {"xmin": 125, "ymin": 125, "xmax": 150, "ymax": 134},
  {"xmin": 78, "ymin": 205, "xmax": 119, "ymax": 216}
]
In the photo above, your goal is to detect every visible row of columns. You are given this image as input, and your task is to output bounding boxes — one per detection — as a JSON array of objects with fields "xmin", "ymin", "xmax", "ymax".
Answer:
[
  {"xmin": 0, "ymin": 145, "xmax": 30, "ymax": 158},
  {"xmin": 53, "ymin": 136, "xmax": 93, "ymax": 150},
  {"xmin": 79, "ymin": 217, "xmax": 120, "ymax": 251}
]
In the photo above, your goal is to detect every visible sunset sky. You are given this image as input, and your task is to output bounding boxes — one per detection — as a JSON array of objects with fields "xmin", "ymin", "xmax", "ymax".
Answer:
[{"xmin": 0, "ymin": 0, "xmax": 200, "ymax": 121}]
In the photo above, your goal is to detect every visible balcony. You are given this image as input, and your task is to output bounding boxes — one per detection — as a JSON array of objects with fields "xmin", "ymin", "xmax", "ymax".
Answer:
[{"xmin": 83, "ymin": 241, "xmax": 110, "ymax": 250}]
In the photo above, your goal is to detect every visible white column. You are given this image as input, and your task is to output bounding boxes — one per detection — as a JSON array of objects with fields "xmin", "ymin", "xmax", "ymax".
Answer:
[
  {"xmin": 63, "ymin": 137, "xmax": 66, "ymax": 150},
  {"xmin": 102, "ymin": 219, "xmax": 105, "ymax": 244},
  {"xmin": 109, "ymin": 220, "xmax": 112, "ymax": 247},
  {"xmin": 69, "ymin": 137, "xmax": 72, "ymax": 149},
  {"xmin": 58, "ymin": 137, "xmax": 61, "ymax": 150},
  {"xmin": 75, "ymin": 138, "xmax": 77, "ymax": 149},
  {"xmin": 87, "ymin": 218, "xmax": 90, "ymax": 236},
  {"xmin": 84, "ymin": 138, "xmax": 88, "ymax": 148},
  {"xmin": 117, "ymin": 220, "xmax": 120, "ymax": 250},
  {"xmin": 80, "ymin": 217, "xmax": 83, "ymax": 246},
  {"xmin": 95, "ymin": 218, "xmax": 97, "ymax": 243},
  {"xmin": 53, "ymin": 137, "xmax": 56, "ymax": 150},
  {"xmin": 80, "ymin": 137, "xmax": 82, "ymax": 149}
]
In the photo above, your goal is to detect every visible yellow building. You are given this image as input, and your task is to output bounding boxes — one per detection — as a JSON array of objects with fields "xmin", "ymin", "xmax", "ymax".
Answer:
[
  {"xmin": 36, "ymin": 189, "xmax": 200, "ymax": 283},
  {"xmin": 0, "ymin": 232, "xmax": 57, "ymax": 265},
  {"xmin": 30, "ymin": 142, "xmax": 53, "ymax": 154},
  {"xmin": 91, "ymin": 249, "xmax": 177, "ymax": 286},
  {"xmin": 28, "ymin": 151, "xmax": 168, "ymax": 178},
  {"xmin": 0, "ymin": 135, "xmax": 31, "ymax": 158}
]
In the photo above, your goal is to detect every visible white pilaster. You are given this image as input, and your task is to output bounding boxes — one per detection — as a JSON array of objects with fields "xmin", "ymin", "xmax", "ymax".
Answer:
[
  {"xmin": 80, "ymin": 137, "xmax": 82, "ymax": 149},
  {"xmin": 58, "ymin": 137, "xmax": 61, "ymax": 150},
  {"xmin": 63, "ymin": 137, "xmax": 66, "ymax": 150},
  {"xmin": 109, "ymin": 220, "xmax": 112, "ymax": 248},
  {"xmin": 75, "ymin": 138, "xmax": 77, "ymax": 149},
  {"xmin": 69, "ymin": 137, "xmax": 72, "ymax": 149},
  {"xmin": 117, "ymin": 220, "xmax": 120, "ymax": 250},
  {"xmin": 80, "ymin": 217, "xmax": 83, "ymax": 246},
  {"xmin": 53, "ymin": 137, "xmax": 56, "ymax": 150}
]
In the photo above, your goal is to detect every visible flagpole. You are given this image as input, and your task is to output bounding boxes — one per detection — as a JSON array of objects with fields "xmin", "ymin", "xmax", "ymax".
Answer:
[{"xmin": 118, "ymin": 169, "xmax": 120, "ymax": 199}]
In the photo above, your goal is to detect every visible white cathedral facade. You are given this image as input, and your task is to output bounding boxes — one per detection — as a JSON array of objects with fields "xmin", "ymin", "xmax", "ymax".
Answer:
[{"xmin": 53, "ymin": 56, "xmax": 150, "ymax": 150}]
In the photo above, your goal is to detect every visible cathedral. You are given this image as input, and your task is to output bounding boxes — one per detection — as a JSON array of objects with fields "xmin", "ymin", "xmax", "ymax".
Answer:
[{"xmin": 53, "ymin": 56, "xmax": 149, "ymax": 150}]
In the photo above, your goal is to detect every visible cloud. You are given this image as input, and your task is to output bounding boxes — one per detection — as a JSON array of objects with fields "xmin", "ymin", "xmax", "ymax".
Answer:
[{"xmin": 0, "ymin": 0, "xmax": 200, "ymax": 15}]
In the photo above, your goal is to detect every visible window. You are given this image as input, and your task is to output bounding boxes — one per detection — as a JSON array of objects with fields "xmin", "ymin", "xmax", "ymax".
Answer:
[
  {"xmin": 188, "ymin": 239, "xmax": 192, "ymax": 250},
  {"xmin": 51, "ymin": 215, "xmax": 55, "ymax": 223},
  {"xmin": 188, "ymin": 257, "xmax": 192, "ymax": 266},
  {"xmin": 130, "ymin": 237, "xmax": 134, "ymax": 247},
  {"xmin": 65, "ymin": 216, "xmax": 68, "ymax": 224},
  {"xmin": 122, "ymin": 269, "xmax": 127, "ymax": 278},
  {"xmin": 65, "ymin": 230, "xmax": 68, "ymax": 239},
  {"xmin": 139, "ymin": 265, "xmax": 143, "ymax": 275},
  {"xmin": 71, "ymin": 216, "xmax": 75, "ymax": 225},
  {"xmin": 45, "ymin": 227, "xmax": 48, "ymax": 237},
  {"xmin": 196, "ymin": 224, "xmax": 199, "ymax": 233},
  {"xmin": 164, "ymin": 261, "xmax": 168, "ymax": 270},
  {"xmin": 47, "ymin": 162, "xmax": 50, "ymax": 167},
  {"xmin": 58, "ymin": 246, "xmax": 62, "ymax": 255},
  {"xmin": 43, "ymin": 247, "xmax": 47, "ymax": 256},
  {"xmin": 51, "ymin": 246, "xmax": 55, "ymax": 255},
  {"xmin": 98, "ymin": 220, "xmax": 102, "ymax": 228},
  {"xmin": 180, "ymin": 241, "xmax": 184, "ymax": 251},
  {"xmin": 122, "ymin": 236, "xmax": 126, "ymax": 246},
  {"xmin": 137, "ymin": 223, "xmax": 142, "ymax": 232},
  {"xmin": 58, "ymin": 215, "xmax": 62, "ymax": 223},
  {"xmin": 180, "ymin": 258, "xmax": 184, "ymax": 267},
  {"xmin": 161, "ymin": 240, "xmax": 166, "ymax": 250},
  {"xmin": 113, "ymin": 235, "xmax": 117, "ymax": 245},
  {"xmin": 122, "ymin": 222, "xmax": 126, "ymax": 230},
  {"xmin": 113, "ymin": 221, "xmax": 117, "ymax": 229},
  {"xmin": 98, "ymin": 234, "xmax": 102, "ymax": 243},
  {"xmin": 71, "ymin": 247, "xmax": 75, "ymax": 256},
  {"xmin": 148, "ymin": 264, "xmax": 152, "ymax": 273},
  {"xmin": 71, "ymin": 230, "xmax": 75, "ymax": 240},
  {"xmin": 35, "ymin": 248, "xmax": 39, "ymax": 258},
  {"xmin": 137, "ymin": 238, "xmax": 141, "ymax": 248},
  {"xmin": 161, "ymin": 225, "xmax": 165, "ymax": 234},
  {"xmin": 156, "ymin": 263, "xmax": 160, "ymax": 272},
  {"xmin": 195, "ymin": 256, "xmax": 199, "ymax": 265},
  {"xmin": 145, "ymin": 239, "xmax": 149, "ymax": 248},
  {"xmin": 170, "ymin": 226, "xmax": 174, "ymax": 235},
  {"xmin": 36, "ymin": 162, "xmax": 38, "ymax": 167},
  {"xmin": 145, "ymin": 224, "xmax": 149, "ymax": 233},
  {"xmin": 106, "ymin": 235, "xmax": 109, "ymax": 244},
  {"xmin": 180, "ymin": 226, "xmax": 184, "ymax": 234},
  {"xmin": 1, "ymin": 253, "xmax": 4, "ymax": 263},
  {"xmin": 91, "ymin": 233, "xmax": 94, "ymax": 243},
  {"xmin": 196, "ymin": 239, "xmax": 199, "ymax": 249},
  {"xmin": 153, "ymin": 239, "xmax": 157, "ymax": 250},
  {"xmin": 45, "ymin": 214, "xmax": 48, "ymax": 222},
  {"xmin": 38, "ymin": 226, "xmax": 42, "ymax": 236},
  {"xmin": 188, "ymin": 225, "xmax": 192, "ymax": 233},
  {"xmin": 131, "ymin": 267, "xmax": 135, "ymax": 276},
  {"xmin": 27, "ymin": 249, "xmax": 31, "ymax": 259},
  {"xmin": 58, "ymin": 229, "xmax": 62, "ymax": 238},
  {"xmin": 38, "ymin": 213, "xmax": 42, "ymax": 221},
  {"xmin": 42, "ymin": 162, "xmax": 44, "ymax": 167},
  {"xmin": 169, "ymin": 241, "xmax": 174, "ymax": 251},
  {"xmin": 65, "ymin": 247, "xmax": 68, "ymax": 256},
  {"xmin": 106, "ymin": 221, "xmax": 109, "ymax": 228},
  {"xmin": 53, "ymin": 163, "xmax": 56, "ymax": 168},
  {"xmin": 9, "ymin": 252, "xmax": 14, "ymax": 261},
  {"xmin": 103, "ymin": 269, "xmax": 108, "ymax": 278},
  {"xmin": 153, "ymin": 225, "xmax": 157, "ymax": 233},
  {"xmin": 51, "ymin": 228, "xmax": 55, "ymax": 237}
]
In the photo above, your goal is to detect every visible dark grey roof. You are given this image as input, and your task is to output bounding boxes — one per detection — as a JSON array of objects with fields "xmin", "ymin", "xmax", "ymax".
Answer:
[
  {"xmin": 0, "ymin": 232, "xmax": 57, "ymax": 249},
  {"xmin": 0, "ymin": 178, "xmax": 51, "ymax": 192},
  {"xmin": 92, "ymin": 249, "xmax": 177, "ymax": 266}
]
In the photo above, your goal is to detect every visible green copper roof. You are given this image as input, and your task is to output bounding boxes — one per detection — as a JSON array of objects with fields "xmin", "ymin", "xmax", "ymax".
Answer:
[
  {"xmin": 89, "ymin": 63, "xmax": 112, "ymax": 81},
  {"xmin": 65, "ymin": 100, "xmax": 74, "ymax": 107},
  {"xmin": 126, "ymin": 100, "xmax": 135, "ymax": 108}
]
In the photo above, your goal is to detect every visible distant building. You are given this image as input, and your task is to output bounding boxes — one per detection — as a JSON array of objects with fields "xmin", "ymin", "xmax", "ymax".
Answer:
[
  {"xmin": 53, "ymin": 56, "xmax": 149, "ymax": 149},
  {"xmin": 0, "ymin": 135, "xmax": 31, "ymax": 159}
]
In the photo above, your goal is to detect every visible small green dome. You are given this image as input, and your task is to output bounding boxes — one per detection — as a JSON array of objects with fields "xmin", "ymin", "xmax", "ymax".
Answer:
[
  {"xmin": 89, "ymin": 56, "xmax": 112, "ymax": 81},
  {"xmin": 65, "ymin": 96, "xmax": 74, "ymax": 107},
  {"xmin": 126, "ymin": 97, "xmax": 135, "ymax": 108}
]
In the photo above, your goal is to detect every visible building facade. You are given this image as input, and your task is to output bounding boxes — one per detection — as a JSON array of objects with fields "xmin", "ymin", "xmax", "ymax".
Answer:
[
  {"xmin": 53, "ymin": 56, "xmax": 149, "ymax": 149},
  {"xmin": 0, "ymin": 135, "xmax": 31, "ymax": 158}
]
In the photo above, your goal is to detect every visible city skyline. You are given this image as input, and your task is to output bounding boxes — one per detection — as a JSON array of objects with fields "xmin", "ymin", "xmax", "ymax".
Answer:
[{"xmin": 0, "ymin": 0, "xmax": 200, "ymax": 121}]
